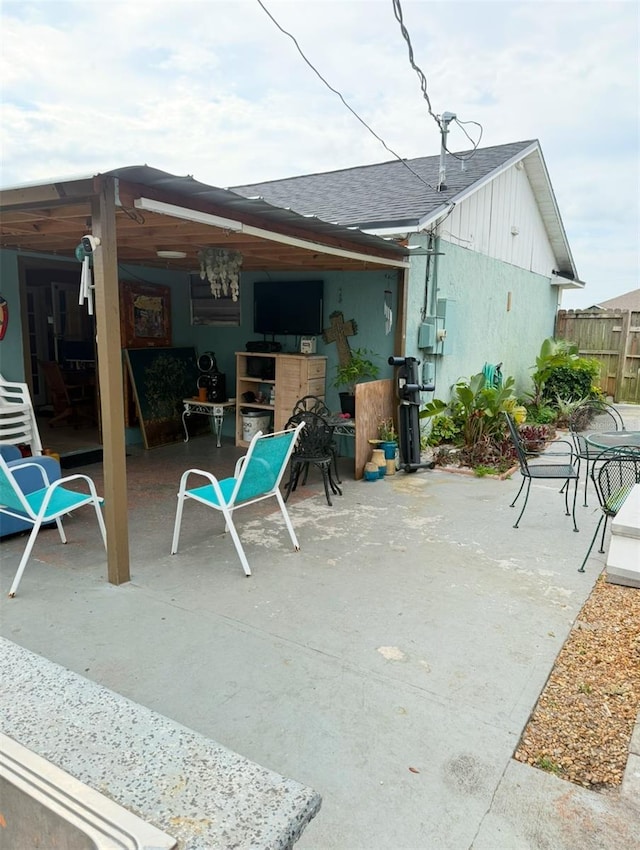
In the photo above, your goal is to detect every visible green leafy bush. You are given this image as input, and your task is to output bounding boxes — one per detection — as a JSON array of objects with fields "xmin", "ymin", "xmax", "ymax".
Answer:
[
  {"xmin": 542, "ymin": 364, "xmax": 599, "ymax": 404},
  {"xmin": 420, "ymin": 372, "xmax": 517, "ymax": 448},
  {"xmin": 523, "ymin": 403, "xmax": 557, "ymax": 425},
  {"xmin": 529, "ymin": 338, "xmax": 601, "ymax": 409},
  {"xmin": 426, "ymin": 414, "xmax": 462, "ymax": 446},
  {"xmin": 420, "ymin": 372, "xmax": 520, "ymax": 471}
]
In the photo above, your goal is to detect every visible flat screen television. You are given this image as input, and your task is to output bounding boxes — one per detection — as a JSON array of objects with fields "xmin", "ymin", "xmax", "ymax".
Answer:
[{"xmin": 253, "ymin": 280, "xmax": 323, "ymax": 336}]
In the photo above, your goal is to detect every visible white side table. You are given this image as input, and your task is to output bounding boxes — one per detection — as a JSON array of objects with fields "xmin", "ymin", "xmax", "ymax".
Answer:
[{"xmin": 181, "ymin": 399, "xmax": 236, "ymax": 447}]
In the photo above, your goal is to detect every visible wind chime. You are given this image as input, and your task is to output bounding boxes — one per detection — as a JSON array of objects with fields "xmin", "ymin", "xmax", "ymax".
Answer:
[{"xmin": 197, "ymin": 248, "xmax": 243, "ymax": 301}]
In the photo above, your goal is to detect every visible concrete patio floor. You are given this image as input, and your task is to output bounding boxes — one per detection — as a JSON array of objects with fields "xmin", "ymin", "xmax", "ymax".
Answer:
[{"xmin": 1, "ymin": 416, "xmax": 639, "ymax": 849}]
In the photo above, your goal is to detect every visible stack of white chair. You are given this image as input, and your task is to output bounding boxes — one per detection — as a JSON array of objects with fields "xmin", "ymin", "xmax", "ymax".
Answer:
[
  {"xmin": 0, "ymin": 374, "xmax": 60, "ymax": 541},
  {"xmin": 0, "ymin": 374, "xmax": 43, "ymax": 456}
]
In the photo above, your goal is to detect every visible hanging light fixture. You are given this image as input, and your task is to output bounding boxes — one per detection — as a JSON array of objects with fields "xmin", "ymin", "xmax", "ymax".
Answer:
[
  {"xmin": 156, "ymin": 250, "xmax": 187, "ymax": 259},
  {"xmin": 197, "ymin": 248, "xmax": 243, "ymax": 301}
]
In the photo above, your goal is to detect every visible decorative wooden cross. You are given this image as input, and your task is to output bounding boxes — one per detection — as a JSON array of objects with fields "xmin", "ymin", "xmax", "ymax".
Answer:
[{"xmin": 322, "ymin": 311, "xmax": 358, "ymax": 366}]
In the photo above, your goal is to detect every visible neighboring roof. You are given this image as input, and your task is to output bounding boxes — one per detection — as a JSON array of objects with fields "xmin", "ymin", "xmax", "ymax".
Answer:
[
  {"xmin": 0, "ymin": 166, "xmax": 409, "ymax": 272},
  {"xmin": 232, "ymin": 140, "xmax": 578, "ymax": 279},
  {"xmin": 589, "ymin": 288, "xmax": 640, "ymax": 311}
]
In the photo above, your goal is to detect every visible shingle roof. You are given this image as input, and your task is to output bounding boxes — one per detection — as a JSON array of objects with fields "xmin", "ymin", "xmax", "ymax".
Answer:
[
  {"xmin": 593, "ymin": 289, "xmax": 640, "ymax": 311},
  {"xmin": 231, "ymin": 140, "xmax": 536, "ymax": 229}
]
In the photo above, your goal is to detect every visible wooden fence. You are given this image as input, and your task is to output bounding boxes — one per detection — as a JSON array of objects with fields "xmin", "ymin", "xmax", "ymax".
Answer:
[{"xmin": 555, "ymin": 309, "xmax": 640, "ymax": 403}]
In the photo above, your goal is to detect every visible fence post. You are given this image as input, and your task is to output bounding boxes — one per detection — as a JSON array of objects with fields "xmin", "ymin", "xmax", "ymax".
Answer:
[{"xmin": 613, "ymin": 310, "xmax": 631, "ymax": 402}]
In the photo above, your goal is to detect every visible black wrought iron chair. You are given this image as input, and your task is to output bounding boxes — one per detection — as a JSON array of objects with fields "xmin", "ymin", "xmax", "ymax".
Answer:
[
  {"xmin": 504, "ymin": 413, "xmax": 580, "ymax": 532},
  {"xmin": 284, "ymin": 411, "xmax": 342, "ymax": 506},
  {"xmin": 578, "ymin": 450, "xmax": 640, "ymax": 572},
  {"xmin": 291, "ymin": 395, "xmax": 341, "ymax": 483},
  {"xmin": 292, "ymin": 395, "xmax": 331, "ymax": 417},
  {"xmin": 568, "ymin": 401, "xmax": 625, "ymax": 506}
]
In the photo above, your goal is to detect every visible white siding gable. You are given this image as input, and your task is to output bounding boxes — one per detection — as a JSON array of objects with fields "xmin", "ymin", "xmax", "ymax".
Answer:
[{"xmin": 437, "ymin": 161, "xmax": 557, "ymax": 276}]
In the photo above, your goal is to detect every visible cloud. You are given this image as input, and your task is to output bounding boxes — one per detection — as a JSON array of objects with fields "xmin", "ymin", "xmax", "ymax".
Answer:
[{"xmin": 1, "ymin": 0, "xmax": 637, "ymax": 304}]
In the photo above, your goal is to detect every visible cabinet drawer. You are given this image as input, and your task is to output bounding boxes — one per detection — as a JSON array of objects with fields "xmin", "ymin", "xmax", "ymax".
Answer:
[
  {"xmin": 307, "ymin": 378, "xmax": 326, "ymax": 397},
  {"xmin": 306, "ymin": 359, "xmax": 326, "ymax": 379}
]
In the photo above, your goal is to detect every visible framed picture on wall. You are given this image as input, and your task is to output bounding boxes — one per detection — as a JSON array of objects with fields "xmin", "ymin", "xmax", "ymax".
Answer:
[
  {"xmin": 120, "ymin": 281, "xmax": 172, "ymax": 348},
  {"xmin": 190, "ymin": 274, "xmax": 241, "ymax": 326}
]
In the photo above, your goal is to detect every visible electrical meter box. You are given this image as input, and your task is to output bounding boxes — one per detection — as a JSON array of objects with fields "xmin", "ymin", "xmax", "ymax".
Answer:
[
  {"xmin": 436, "ymin": 298, "xmax": 456, "ymax": 355},
  {"xmin": 418, "ymin": 318, "xmax": 436, "ymax": 349}
]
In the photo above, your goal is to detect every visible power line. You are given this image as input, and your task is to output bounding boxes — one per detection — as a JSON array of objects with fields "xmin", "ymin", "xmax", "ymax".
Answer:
[
  {"xmin": 391, "ymin": 0, "xmax": 442, "ymax": 133},
  {"xmin": 255, "ymin": 0, "xmax": 438, "ymax": 192},
  {"xmin": 392, "ymin": 0, "xmax": 483, "ymax": 160}
]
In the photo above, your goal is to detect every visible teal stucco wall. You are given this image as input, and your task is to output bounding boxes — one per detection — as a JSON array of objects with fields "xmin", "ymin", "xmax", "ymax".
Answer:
[{"xmin": 405, "ymin": 237, "xmax": 560, "ymax": 401}]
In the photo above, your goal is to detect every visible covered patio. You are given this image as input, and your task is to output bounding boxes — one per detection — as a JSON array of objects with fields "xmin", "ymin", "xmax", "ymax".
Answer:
[
  {"xmin": 0, "ymin": 166, "xmax": 410, "ymax": 589},
  {"xmin": 1, "ymin": 425, "xmax": 638, "ymax": 848}
]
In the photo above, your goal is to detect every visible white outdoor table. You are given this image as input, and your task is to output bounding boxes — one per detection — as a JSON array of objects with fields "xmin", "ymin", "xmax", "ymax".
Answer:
[{"xmin": 181, "ymin": 399, "xmax": 236, "ymax": 447}]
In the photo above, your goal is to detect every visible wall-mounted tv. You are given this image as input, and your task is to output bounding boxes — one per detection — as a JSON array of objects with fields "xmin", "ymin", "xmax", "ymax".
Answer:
[{"xmin": 253, "ymin": 280, "xmax": 324, "ymax": 336}]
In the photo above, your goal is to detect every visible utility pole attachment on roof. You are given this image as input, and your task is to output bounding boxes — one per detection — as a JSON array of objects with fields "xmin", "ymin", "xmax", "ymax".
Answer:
[{"xmin": 437, "ymin": 112, "xmax": 456, "ymax": 192}]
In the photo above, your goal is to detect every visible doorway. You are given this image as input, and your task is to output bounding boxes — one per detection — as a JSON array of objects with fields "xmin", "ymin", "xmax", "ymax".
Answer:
[{"xmin": 22, "ymin": 261, "xmax": 101, "ymax": 455}]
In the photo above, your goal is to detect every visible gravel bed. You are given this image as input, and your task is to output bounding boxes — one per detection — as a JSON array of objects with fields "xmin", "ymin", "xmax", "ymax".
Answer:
[{"xmin": 515, "ymin": 573, "xmax": 640, "ymax": 789}]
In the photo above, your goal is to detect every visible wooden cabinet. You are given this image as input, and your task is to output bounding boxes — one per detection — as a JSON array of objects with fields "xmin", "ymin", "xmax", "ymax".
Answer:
[{"xmin": 235, "ymin": 352, "xmax": 327, "ymax": 446}]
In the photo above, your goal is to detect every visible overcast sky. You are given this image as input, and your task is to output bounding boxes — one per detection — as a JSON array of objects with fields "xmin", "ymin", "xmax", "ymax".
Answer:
[{"xmin": 1, "ymin": 0, "xmax": 637, "ymax": 308}]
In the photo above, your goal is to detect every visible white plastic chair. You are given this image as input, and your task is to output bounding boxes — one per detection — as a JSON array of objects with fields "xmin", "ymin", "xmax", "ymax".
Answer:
[
  {"xmin": 171, "ymin": 423, "xmax": 305, "ymax": 576},
  {"xmin": 0, "ymin": 454, "xmax": 106, "ymax": 597}
]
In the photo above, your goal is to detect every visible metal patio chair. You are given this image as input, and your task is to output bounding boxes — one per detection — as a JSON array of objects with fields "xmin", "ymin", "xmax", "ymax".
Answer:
[
  {"xmin": 291, "ymin": 395, "xmax": 341, "ymax": 483},
  {"xmin": 504, "ymin": 413, "xmax": 580, "ymax": 532},
  {"xmin": 171, "ymin": 423, "xmax": 305, "ymax": 577},
  {"xmin": 569, "ymin": 401, "xmax": 625, "ymax": 506},
  {"xmin": 578, "ymin": 449, "xmax": 640, "ymax": 572},
  {"xmin": 1, "ymin": 453, "xmax": 106, "ymax": 598},
  {"xmin": 283, "ymin": 411, "xmax": 343, "ymax": 507}
]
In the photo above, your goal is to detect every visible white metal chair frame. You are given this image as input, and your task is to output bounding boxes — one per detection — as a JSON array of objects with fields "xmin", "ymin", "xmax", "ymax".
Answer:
[
  {"xmin": 171, "ymin": 424, "xmax": 305, "ymax": 576},
  {"xmin": 0, "ymin": 454, "xmax": 106, "ymax": 597}
]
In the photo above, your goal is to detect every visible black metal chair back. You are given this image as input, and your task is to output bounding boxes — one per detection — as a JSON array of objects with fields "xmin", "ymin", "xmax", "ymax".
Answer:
[
  {"xmin": 569, "ymin": 401, "xmax": 625, "ymax": 506},
  {"xmin": 291, "ymin": 395, "xmax": 342, "ymax": 484},
  {"xmin": 504, "ymin": 411, "xmax": 531, "ymax": 474},
  {"xmin": 292, "ymin": 395, "xmax": 331, "ymax": 417},
  {"xmin": 579, "ymin": 450, "xmax": 640, "ymax": 572},
  {"xmin": 284, "ymin": 411, "xmax": 342, "ymax": 505},
  {"xmin": 504, "ymin": 413, "xmax": 579, "ymax": 532}
]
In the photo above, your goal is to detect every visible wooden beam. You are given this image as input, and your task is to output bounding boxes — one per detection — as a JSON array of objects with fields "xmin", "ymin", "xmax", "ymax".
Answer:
[
  {"xmin": 0, "ymin": 179, "xmax": 94, "ymax": 210},
  {"xmin": 91, "ymin": 178, "xmax": 131, "ymax": 585}
]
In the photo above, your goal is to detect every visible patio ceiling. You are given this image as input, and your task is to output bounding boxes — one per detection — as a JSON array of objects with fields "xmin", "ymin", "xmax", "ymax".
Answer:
[{"xmin": 0, "ymin": 166, "xmax": 410, "ymax": 272}]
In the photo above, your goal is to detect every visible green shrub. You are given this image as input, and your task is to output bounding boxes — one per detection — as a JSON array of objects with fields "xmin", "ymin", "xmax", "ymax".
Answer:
[
  {"xmin": 420, "ymin": 372, "xmax": 517, "ymax": 449},
  {"xmin": 542, "ymin": 364, "xmax": 599, "ymax": 404},
  {"xmin": 426, "ymin": 414, "xmax": 462, "ymax": 446},
  {"xmin": 523, "ymin": 403, "xmax": 557, "ymax": 425},
  {"xmin": 527, "ymin": 338, "xmax": 602, "ymax": 419}
]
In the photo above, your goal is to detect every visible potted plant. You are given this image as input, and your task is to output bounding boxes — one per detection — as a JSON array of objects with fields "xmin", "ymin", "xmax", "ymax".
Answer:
[
  {"xmin": 378, "ymin": 417, "xmax": 398, "ymax": 460},
  {"xmin": 332, "ymin": 348, "xmax": 380, "ymax": 417}
]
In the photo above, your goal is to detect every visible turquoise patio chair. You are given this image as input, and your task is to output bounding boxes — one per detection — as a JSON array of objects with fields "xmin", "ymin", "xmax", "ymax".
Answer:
[
  {"xmin": 1, "ymin": 454, "xmax": 106, "ymax": 598},
  {"xmin": 170, "ymin": 423, "xmax": 305, "ymax": 576}
]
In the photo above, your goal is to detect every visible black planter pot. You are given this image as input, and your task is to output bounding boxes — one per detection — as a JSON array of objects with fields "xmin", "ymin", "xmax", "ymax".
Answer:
[{"xmin": 339, "ymin": 392, "xmax": 356, "ymax": 418}]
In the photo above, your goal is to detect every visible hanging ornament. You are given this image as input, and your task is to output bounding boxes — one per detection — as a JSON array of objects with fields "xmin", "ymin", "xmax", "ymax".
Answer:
[
  {"xmin": 384, "ymin": 289, "xmax": 393, "ymax": 335},
  {"xmin": 197, "ymin": 248, "xmax": 243, "ymax": 301},
  {"xmin": 75, "ymin": 243, "xmax": 95, "ymax": 315}
]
